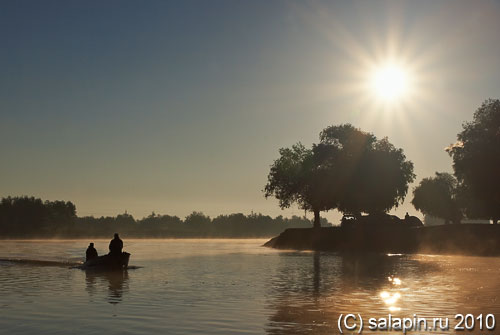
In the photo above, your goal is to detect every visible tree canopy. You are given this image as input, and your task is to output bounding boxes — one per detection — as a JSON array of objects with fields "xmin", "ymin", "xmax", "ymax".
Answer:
[
  {"xmin": 264, "ymin": 124, "xmax": 415, "ymax": 227},
  {"xmin": 263, "ymin": 143, "xmax": 333, "ymax": 228},
  {"xmin": 0, "ymin": 196, "xmax": 318, "ymax": 238},
  {"xmin": 447, "ymin": 99, "xmax": 500, "ymax": 223},
  {"xmin": 411, "ymin": 172, "xmax": 462, "ymax": 224},
  {"xmin": 0, "ymin": 196, "xmax": 76, "ymax": 237},
  {"xmin": 319, "ymin": 125, "xmax": 415, "ymax": 215}
]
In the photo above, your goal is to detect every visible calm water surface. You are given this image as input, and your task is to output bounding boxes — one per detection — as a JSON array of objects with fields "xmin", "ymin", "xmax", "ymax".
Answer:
[{"xmin": 1, "ymin": 239, "xmax": 500, "ymax": 334}]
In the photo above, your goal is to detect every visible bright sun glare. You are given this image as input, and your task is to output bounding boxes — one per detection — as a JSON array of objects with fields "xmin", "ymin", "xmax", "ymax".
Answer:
[{"xmin": 370, "ymin": 64, "xmax": 409, "ymax": 102}]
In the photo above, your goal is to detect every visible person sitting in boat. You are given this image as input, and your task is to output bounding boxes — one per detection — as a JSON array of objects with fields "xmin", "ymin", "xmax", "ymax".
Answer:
[
  {"xmin": 86, "ymin": 242, "xmax": 98, "ymax": 262},
  {"xmin": 109, "ymin": 233, "xmax": 123, "ymax": 256}
]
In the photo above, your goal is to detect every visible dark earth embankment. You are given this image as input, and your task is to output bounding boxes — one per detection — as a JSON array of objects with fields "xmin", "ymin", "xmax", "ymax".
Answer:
[{"xmin": 264, "ymin": 224, "xmax": 500, "ymax": 256}]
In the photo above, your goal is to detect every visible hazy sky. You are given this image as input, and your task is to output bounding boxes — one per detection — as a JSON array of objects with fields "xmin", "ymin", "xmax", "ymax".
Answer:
[{"xmin": 2, "ymin": 0, "xmax": 500, "ymax": 222}]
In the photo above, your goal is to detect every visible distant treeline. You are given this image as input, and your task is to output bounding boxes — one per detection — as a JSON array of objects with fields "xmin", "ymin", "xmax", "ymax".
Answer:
[{"xmin": 0, "ymin": 196, "xmax": 327, "ymax": 238}]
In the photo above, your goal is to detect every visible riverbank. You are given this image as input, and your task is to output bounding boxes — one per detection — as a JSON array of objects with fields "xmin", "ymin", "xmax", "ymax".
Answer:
[{"xmin": 264, "ymin": 224, "xmax": 500, "ymax": 256}]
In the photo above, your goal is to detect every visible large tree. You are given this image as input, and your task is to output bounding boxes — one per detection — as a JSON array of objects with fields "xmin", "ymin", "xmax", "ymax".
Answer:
[
  {"xmin": 318, "ymin": 124, "xmax": 415, "ymax": 216},
  {"xmin": 447, "ymin": 99, "xmax": 500, "ymax": 224},
  {"xmin": 264, "ymin": 124, "xmax": 415, "ymax": 227},
  {"xmin": 411, "ymin": 172, "xmax": 462, "ymax": 224}
]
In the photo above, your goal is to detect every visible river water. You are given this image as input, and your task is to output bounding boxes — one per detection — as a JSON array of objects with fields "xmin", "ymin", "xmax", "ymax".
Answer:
[{"xmin": 1, "ymin": 239, "xmax": 500, "ymax": 334}]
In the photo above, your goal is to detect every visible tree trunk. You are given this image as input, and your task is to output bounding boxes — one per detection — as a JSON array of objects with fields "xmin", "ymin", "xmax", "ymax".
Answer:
[{"xmin": 313, "ymin": 210, "xmax": 321, "ymax": 229}]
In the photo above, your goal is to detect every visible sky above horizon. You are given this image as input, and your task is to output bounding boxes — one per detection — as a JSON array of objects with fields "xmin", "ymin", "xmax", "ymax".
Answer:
[{"xmin": 2, "ymin": 0, "xmax": 500, "ymax": 222}]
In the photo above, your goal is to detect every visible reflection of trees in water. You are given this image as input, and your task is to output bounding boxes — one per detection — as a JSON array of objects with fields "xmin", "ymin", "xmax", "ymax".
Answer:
[
  {"xmin": 85, "ymin": 270, "xmax": 129, "ymax": 304},
  {"xmin": 266, "ymin": 252, "xmax": 334, "ymax": 335},
  {"xmin": 313, "ymin": 252, "xmax": 320, "ymax": 296},
  {"xmin": 266, "ymin": 253, "xmax": 437, "ymax": 335}
]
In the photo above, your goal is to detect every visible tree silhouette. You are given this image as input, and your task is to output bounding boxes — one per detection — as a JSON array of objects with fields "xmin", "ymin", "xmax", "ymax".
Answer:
[
  {"xmin": 314, "ymin": 124, "xmax": 375, "ymax": 217},
  {"xmin": 412, "ymin": 172, "xmax": 462, "ymax": 224},
  {"xmin": 264, "ymin": 124, "xmax": 415, "ymax": 227},
  {"xmin": 0, "ymin": 196, "xmax": 76, "ymax": 236},
  {"xmin": 447, "ymin": 99, "xmax": 500, "ymax": 224},
  {"xmin": 318, "ymin": 125, "xmax": 414, "ymax": 216},
  {"xmin": 264, "ymin": 143, "xmax": 333, "ymax": 228},
  {"xmin": 0, "ymin": 196, "xmax": 317, "ymax": 238},
  {"xmin": 184, "ymin": 211, "xmax": 211, "ymax": 225}
]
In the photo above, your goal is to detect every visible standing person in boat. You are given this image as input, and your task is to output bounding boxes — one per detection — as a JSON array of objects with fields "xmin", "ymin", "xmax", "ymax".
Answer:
[
  {"xmin": 109, "ymin": 233, "xmax": 123, "ymax": 257},
  {"xmin": 86, "ymin": 242, "xmax": 98, "ymax": 261}
]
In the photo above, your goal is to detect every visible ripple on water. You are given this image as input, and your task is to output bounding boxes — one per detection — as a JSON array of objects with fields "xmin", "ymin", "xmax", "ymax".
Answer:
[{"xmin": 1, "ymin": 240, "xmax": 500, "ymax": 335}]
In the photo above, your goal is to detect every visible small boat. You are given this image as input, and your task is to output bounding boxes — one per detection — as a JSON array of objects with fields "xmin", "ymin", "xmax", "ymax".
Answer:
[{"xmin": 83, "ymin": 252, "xmax": 130, "ymax": 270}]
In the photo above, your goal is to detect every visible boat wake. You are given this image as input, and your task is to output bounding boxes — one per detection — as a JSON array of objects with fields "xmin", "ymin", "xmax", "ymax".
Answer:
[
  {"xmin": 0, "ymin": 258, "xmax": 82, "ymax": 267},
  {"xmin": 126, "ymin": 265, "xmax": 142, "ymax": 270},
  {"xmin": 0, "ymin": 258, "xmax": 143, "ymax": 270},
  {"xmin": 75, "ymin": 264, "xmax": 143, "ymax": 270}
]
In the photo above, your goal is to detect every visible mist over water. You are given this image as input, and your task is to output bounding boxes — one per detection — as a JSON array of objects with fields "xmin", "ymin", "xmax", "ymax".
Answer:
[{"xmin": 1, "ymin": 239, "xmax": 499, "ymax": 334}]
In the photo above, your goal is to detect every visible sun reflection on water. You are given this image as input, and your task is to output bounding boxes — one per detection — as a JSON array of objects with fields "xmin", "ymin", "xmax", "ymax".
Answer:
[
  {"xmin": 388, "ymin": 276, "xmax": 401, "ymax": 285},
  {"xmin": 380, "ymin": 276, "xmax": 404, "ymax": 311},
  {"xmin": 380, "ymin": 291, "xmax": 401, "ymax": 304}
]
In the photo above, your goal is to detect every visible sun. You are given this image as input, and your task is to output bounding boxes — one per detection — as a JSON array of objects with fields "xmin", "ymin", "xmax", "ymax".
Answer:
[{"xmin": 370, "ymin": 63, "xmax": 409, "ymax": 102}]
